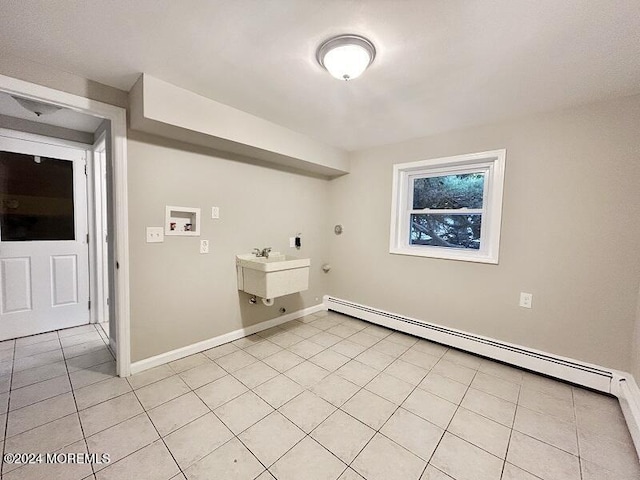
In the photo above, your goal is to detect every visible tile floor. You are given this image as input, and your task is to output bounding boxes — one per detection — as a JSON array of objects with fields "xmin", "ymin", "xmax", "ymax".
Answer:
[{"xmin": 0, "ymin": 311, "xmax": 639, "ymax": 480}]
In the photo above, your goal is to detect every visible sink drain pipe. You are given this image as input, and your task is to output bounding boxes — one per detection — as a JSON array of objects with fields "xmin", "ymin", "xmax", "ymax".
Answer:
[{"xmin": 248, "ymin": 295, "xmax": 274, "ymax": 306}]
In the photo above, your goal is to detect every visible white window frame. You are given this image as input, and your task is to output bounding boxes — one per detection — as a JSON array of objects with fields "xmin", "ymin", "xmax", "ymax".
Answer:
[{"xmin": 389, "ymin": 149, "xmax": 506, "ymax": 264}]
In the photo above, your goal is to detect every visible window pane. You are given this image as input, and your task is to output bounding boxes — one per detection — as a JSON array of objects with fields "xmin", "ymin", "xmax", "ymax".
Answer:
[
  {"xmin": 0, "ymin": 151, "xmax": 75, "ymax": 241},
  {"xmin": 413, "ymin": 173, "xmax": 484, "ymax": 209},
  {"xmin": 410, "ymin": 214, "xmax": 481, "ymax": 249}
]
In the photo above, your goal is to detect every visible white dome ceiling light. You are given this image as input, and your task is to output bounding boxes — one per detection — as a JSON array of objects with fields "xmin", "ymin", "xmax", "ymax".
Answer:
[
  {"xmin": 316, "ymin": 34, "xmax": 376, "ymax": 81},
  {"xmin": 11, "ymin": 96, "xmax": 63, "ymax": 117}
]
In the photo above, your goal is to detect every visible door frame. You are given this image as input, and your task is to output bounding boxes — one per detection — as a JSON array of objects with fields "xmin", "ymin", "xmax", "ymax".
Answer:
[
  {"xmin": 0, "ymin": 74, "xmax": 131, "ymax": 377},
  {"xmin": 89, "ymin": 130, "xmax": 110, "ymax": 329}
]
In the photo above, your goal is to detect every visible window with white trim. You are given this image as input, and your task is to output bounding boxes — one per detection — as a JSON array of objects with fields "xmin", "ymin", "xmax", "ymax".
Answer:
[{"xmin": 389, "ymin": 150, "xmax": 506, "ymax": 264}]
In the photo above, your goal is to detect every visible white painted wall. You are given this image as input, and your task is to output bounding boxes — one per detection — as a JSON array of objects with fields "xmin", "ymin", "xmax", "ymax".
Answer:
[
  {"xmin": 127, "ymin": 131, "xmax": 332, "ymax": 361},
  {"xmin": 328, "ymin": 94, "xmax": 640, "ymax": 371}
]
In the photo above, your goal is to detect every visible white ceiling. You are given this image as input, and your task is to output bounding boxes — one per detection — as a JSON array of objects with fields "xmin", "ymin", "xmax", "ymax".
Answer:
[
  {"xmin": 0, "ymin": 92, "xmax": 102, "ymax": 133},
  {"xmin": 1, "ymin": 0, "xmax": 639, "ymax": 151}
]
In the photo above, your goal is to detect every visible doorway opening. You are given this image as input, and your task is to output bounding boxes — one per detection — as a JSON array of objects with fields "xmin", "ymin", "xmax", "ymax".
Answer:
[{"xmin": 0, "ymin": 75, "xmax": 130, "ymax": 376}]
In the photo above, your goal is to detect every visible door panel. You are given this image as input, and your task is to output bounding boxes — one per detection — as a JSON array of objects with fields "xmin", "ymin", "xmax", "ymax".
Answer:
[
  {"xmin": 0, "ymin": 133, "xmax": 89, "ymax": 340},
  {"xmin": 0, "ymin": 257, "xmax": 32, "ymax": 314},
  {"xmin": 51, "ymin": 254, "xmax": 78, "ymax": 306}
]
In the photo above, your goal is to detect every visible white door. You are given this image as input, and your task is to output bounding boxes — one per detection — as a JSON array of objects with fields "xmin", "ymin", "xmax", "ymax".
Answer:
[{"xmin": 0, "ymin": 132, "xmax": 90, "ymax": 340}]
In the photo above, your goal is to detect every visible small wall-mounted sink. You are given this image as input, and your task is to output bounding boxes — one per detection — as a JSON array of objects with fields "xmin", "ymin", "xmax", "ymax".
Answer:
[
  {"xmin": 236, "ymin": 253, "xmax": 310, "ymax": 300},
  {"xmin": 236, "ymin": 253, "xmax": 310, "ymax": 273}
]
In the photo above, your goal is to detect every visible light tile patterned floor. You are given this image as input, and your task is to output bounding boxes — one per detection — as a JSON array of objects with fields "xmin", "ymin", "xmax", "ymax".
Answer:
[{"xmin": 0, "ymin": 311, "xmax": 639, "ymax": 480}]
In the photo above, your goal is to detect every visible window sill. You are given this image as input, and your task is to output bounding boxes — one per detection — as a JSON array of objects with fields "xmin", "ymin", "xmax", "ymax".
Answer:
[{"xmin": 389, "ymin": 246, "xmax": 499, "ymax": 264}]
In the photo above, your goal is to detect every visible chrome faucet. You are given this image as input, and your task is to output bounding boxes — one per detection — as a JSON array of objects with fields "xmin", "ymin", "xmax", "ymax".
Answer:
[{"xmin": 253, "ymin": 247, "xmax": 272, "ymax": 258}]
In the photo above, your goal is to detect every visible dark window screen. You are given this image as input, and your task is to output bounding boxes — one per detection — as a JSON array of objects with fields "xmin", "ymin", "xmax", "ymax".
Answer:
[{"xmin": 0, "ymin": 151, "xmax": 75, "ymax": 241}]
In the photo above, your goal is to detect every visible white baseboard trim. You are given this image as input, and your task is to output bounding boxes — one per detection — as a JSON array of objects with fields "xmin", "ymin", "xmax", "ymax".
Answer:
[
  {"xmin": 323, "ymin": 295, "xmax": 640, "ymax": 456},
  {"xmin": 612, "ymin": 374, "xmax": 640, "ymax": 456},
  {"xmin": 129, "ymin": 303, "xmax": 325, "ymax": 375}
]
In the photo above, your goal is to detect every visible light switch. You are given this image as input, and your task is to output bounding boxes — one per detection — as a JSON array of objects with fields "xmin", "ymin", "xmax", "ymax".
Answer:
[
  {"xmin": 211, "ymin": 207, "xmax": 220, "ymax": 219},
  {"xmin": 146, "ymin": 227, "xmax": 164, "ymax": 243}
]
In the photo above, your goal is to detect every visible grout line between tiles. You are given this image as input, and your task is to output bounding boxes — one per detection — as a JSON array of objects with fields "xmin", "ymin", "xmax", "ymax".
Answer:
[
  {"xmin": 10, "ymin": 364, "xmax": 70, "ymax": 391},
  {"xmin": 0, "ymin": 338, "xmax": 16, "ymax": 477},
  {"xmin": 58, "ymin": 330, "xmax": 95, "ymax": 477},
  {"xmin": 128, "ymin": 385, "xmax": 187, "ymax": 480},
  {"xmin": 417, "ymin": 356, "xmax": 476, "ymax": 478},
  {"xmin": 572, "ymin": 386, "xmax": 587, "ymax": 480},
  {"xmin": 500, "ymin": 373, "xmax": 522, "ymax": 479}
]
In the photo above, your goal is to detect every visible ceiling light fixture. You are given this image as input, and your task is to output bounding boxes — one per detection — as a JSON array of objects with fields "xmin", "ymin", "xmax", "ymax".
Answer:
[
  {"xmin": 11, "ymin": 96, "xmax": 63, "ymax": 117},
  {"xmin": 316, "ymin": 34, "xmax": 376, "ymax": 81}
]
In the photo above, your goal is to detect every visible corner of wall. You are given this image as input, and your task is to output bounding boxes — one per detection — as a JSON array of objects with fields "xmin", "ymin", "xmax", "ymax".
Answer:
[
  {"xmin": 611, "ymin": 371, "xmax": 640, "ymax": 457},
  {"xmin": 632, "ymin": 284, "xmax": 640, "ymax": 380}
]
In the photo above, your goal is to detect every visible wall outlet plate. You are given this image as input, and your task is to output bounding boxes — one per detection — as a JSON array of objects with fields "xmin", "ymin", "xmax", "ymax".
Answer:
[
  {"xmin": 519, "ymin": 292, "xmax": 533, "ymax": 309},
  {"xmin": 146, "ymin": 226, "xmax": 164, "ymax": 243},
  {"xmin": 289, "ymin": 237, "xmax": 296, "ymax": 248},
  {"xmin": 211, "ymin": 207, "xmax": 219, "ymax": 219},
  {"xmin": 200, "ymin": 240, "xmax": 209, "ymax": 254}
]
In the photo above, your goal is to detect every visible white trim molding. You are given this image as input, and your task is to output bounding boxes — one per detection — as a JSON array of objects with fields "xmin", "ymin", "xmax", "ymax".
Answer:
[
  {"xmin": 323, "ymin": 295, "xmax": 640, "ymax": 456},
  {"xmin": 130, "ymin": 303, "xmax": 326, "ymax": 375},
  {"xmin": 0, "ymin": 74, "xmax": 131, "ymax": 377},
  {"xmin": 390, "ymin": 149, "xmax": 506, "ymax": 264},
  {"xmin": 612, "ymin": 375, "xmax": 640, "ymax": 455}
]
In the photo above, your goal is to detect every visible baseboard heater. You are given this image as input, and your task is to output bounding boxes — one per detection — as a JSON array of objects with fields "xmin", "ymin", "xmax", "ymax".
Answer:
[{"xmin": 324, "ymin": 295, "xmax": 615, "ymax": 393}]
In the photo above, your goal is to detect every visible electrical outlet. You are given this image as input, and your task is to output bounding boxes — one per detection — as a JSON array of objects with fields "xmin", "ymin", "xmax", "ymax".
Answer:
[
  {"xmin": 146, "ymin": 227, "xmax": 164, "ymax": 243},
  {"xmin": 289, "ymin": 237, "xmax": 296, "ymax": 248},
  {"xmin": 200, "ymin": 240, "xmax": 209, "ymax": 254},
  {"xmin": 211, "ymin": 207, "xmax": 220, "ymax": 219},
  {"xmin": 519, "ymin": 292, "xmax": 533, "ymax": 309}
]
